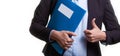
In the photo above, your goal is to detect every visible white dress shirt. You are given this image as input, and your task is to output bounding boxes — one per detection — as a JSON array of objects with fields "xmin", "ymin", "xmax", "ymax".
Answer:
[{"xmin": 63, "ymin": 0, "xmax": 88, "ymax": 56}]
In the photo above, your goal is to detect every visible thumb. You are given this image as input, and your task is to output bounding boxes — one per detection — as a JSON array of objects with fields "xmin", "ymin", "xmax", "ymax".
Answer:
[{"xmin": 92, "ymin": 18, "xmax": 98, "ymax": 28}]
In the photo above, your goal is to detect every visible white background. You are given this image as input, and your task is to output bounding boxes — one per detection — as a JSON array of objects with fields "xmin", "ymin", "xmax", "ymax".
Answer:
[{"xmin": 0, "ymin": 0, "xmax": 120, "ymax": 56}]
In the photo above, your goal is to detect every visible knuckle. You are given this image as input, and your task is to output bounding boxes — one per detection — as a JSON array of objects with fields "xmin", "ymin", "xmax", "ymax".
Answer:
[{"xmin": 91, "ymin": 40, "xmax": 95, "ymax": 43}]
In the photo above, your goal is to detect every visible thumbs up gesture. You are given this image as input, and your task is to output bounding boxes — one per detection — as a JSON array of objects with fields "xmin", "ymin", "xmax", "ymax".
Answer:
[{"xmin": 84, "ymin": 18, "xmax": 106, "ymax": 43}]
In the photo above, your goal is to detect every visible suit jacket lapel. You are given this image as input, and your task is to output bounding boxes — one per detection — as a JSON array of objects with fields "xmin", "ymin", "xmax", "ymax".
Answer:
[
  {"xmin": 87, "ymin": 0, "xmax": 102, "ymax": 56},
  {"xmin": 87, "ymin": 0, "xmax": 96, "ymax": 30}
]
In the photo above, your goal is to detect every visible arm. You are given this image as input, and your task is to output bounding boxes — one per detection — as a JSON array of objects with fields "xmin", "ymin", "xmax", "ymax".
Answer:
[
  {"xmin": 29, "ymin": 0, "xmax": 53, "ymax": 42},
  {"xmin": 84, "ymin": 0, "xmax": 120, "ymax": 44},
  {"xmin": 29, "ymin": 0, "xmax": 76, "ymax": 49},
  {"xmin": 103, "ymin": 0, "xmax": 120, "ymax": 45}
]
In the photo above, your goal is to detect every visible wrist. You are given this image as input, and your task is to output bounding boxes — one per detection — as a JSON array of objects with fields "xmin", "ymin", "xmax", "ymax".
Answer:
[
  {"xmin": 50, "ymin": 30, "xmax": 59, "ymax": 41},
  {"xmin": 101, "ymin": 31, "xmax": 106, "ymax": 41}
]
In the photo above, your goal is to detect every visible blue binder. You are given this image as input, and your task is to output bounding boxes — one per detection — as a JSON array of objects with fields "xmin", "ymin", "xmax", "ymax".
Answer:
[{"xmin": 47, "ymin": 0, "xmax": 86, "ymax": 54}]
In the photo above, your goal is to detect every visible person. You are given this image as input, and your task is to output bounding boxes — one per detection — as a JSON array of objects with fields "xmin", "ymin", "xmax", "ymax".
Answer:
[{"xmin": 29, "ymin": 0, "xmax": 120, "ymax": 56}]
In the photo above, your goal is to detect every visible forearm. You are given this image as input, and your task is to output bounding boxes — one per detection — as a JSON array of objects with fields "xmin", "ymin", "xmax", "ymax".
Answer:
[
  {"xmin": 102, "ymin": 0, "xmax": 120, "ymax": 45},
  {"xmin": 30, "ymin": 22, "xmax": 52, "ymax": 42},
  {"xmin": 104, "ymin": 29, "xmax": 120, "ymax": 45}
]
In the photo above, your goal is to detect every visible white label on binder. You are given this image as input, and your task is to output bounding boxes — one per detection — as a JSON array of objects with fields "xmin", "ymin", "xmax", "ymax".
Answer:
[{"xmin": 58, "ymin": 3, "xmax": 73, "ymax": 19}]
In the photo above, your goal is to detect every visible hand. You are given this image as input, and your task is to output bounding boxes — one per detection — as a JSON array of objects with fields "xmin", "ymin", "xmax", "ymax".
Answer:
[
  {"xmin": 50, "ymin": 30, "xmax": 76, "ymax": 50},
  {"xmin": 84, "ymin": 18, "xmax": 106, "ymax": 43}
]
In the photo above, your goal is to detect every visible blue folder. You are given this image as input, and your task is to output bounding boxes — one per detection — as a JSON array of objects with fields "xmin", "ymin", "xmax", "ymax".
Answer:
[{"xmin": 47, "ymin": 0, "xmax": 86, "ymax": 55}]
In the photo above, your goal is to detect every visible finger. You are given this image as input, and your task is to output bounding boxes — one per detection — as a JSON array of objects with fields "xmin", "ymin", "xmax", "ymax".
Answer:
[
  {"xmin": 84, "ymin": 30, "xmax": 92, "ymax": 34},
  {"xmin": 66, "ymin": 44, "xmax": 71, "ymax": 48},
  {"xmin": 90, "ymin": 39, "xmax": 100, "ymax": 43},
  {"xmin": 90, "ymin": 40, "xmax": 96, "ymax": 43},
  {"xmin": 91, "ymin": 37, "xmax": 95, "ymax": 40},
  {"xmin": 86, "ymin": 35, "xmax": 94, "ymax": 40},
  {"xmin": 87, "ymin": 37, "xmax": 95, "ymax": 43},
  {"xmin": 66, "ymin": 31, "xmax": 76, "ymax": 36},
  {"xmin": 64, "ymin": 46, "xmax": 69, "ymax": 50},
  {"xmin": 65, "ymin": 41, "xmax": 73, "ymax": 45},
  {"xmin": 89, "ymin": 38, "xmax": 97, "ymax": 43},
  {"xmin": 61, "ymin": 33, "xmax": 74, "ymax": 43},
  {"xmin": 64, "ymin": 45, "xmax": 72, "ymax": 50},
  {"xmin": 91, "ymin": 18, "xmax": 98, "ymax": 28},
  {"xmin": 88, "ymin": 34, "xmax": 94, "ymax": 38},
  {"xmin": 86, "ymin": 37, "xmax": 92, "ymax": 42},
  {"xmin": 66, "ymin": 38, "xmax": 74, "ymax": 42}
]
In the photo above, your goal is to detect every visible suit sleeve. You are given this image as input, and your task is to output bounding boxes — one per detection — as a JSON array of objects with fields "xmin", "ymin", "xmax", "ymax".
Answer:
[
  {"xmin": 29, "ymin": 0, "xmax": 53, "ymax": 42},
  {"xmin": 103, "ymin": 0, "xmax": 120, "ymax": 45}
]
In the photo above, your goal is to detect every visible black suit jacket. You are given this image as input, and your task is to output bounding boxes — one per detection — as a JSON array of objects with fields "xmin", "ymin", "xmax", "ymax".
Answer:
[{"xmin": 29, "ymin": 0, "xmax": 120, "ymax": 56}]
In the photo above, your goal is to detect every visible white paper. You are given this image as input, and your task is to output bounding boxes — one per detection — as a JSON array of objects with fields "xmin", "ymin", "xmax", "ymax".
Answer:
[{"xmin": 58, "ymin": 3, "xmax": 73, "ymax": 19}]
